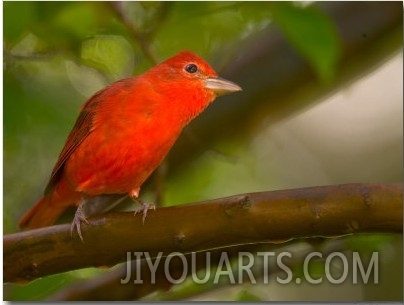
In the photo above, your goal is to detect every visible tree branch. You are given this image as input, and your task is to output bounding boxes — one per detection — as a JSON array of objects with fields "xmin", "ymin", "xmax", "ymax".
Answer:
[
  {"xmin": 47, "ymin": 243, "xmax": 275, "ymax": 301},
  {"xmin": 108, "ymin": 1, "xmax": 171, "ymax": 66},
  {"xmin": 4, "ymin": 183, "xmax": 402, "ymax": 283},
  {"xmin": 48, "ymin": 240, "xmax": 347, "ymax": 301}
]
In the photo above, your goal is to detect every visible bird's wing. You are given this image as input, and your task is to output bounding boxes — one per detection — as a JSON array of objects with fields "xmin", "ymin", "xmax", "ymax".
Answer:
[{"xmin": 44, "ymin": 91, "xmax": 103, "ymax": 195}]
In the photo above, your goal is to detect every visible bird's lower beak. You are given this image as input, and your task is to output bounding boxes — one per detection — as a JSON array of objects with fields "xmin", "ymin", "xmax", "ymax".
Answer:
[{"xmin": 204, "ymin": 77, "xmax": 242, "ymax": 96}]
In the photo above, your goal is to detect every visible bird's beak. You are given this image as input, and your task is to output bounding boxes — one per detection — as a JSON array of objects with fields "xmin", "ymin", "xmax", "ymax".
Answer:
[{"xmin": 204, "ymin": 77, "xmax": 242, "ymax": 96}]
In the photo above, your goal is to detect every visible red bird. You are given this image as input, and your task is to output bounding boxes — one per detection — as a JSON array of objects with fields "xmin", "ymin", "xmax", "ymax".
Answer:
[{"xmin": 19, "ymin": 51, "xmax": 242, "ymax": 240}]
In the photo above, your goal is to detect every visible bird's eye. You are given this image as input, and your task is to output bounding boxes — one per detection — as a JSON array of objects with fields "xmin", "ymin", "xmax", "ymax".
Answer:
[{"xmin": 185, "ymin": 63, "xmax": 198, "ymax": 74}]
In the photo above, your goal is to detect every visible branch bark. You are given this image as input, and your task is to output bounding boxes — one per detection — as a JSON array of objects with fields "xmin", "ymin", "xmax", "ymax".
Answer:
[{"xmin": 4, "ymin": 183, "xmax": 402, "ymax": 283}]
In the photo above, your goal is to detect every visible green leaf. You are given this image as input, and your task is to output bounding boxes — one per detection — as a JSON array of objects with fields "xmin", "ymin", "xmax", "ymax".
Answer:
[
  {"xmin": 52, "ymin": 3, "xmax": 99, "ymax": 40},
  {"xmin": 81, "ymin": 35, "xmax": 135, "ymax": 81},
  {"xmin": 65, "ymin": 60, "xmax": 108, "ymax": 97},
  {"xmin": 345, "ymin": 234, "xmax": 398, "ymax": 253},
  {"xmin": 269, "ymin": 2, "xmax": 341, "ymax": 82},
  {"xmin": 3, "ymin": 2, "xmax": 37, "ymax": 43},
  {"xmin": 5, "ymin": 273, "xmax": 74, "ymax": 301},
  {"xmin": 236, "ymin": 290, "xmax": 263, "ymax": 301}
]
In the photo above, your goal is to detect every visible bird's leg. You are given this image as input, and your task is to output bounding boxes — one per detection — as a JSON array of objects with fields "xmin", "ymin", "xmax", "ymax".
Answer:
[
  {"xmin": 133, "ymin": 199, "xmax": 156, "ymax": 224},
  {"xmin": 129, "ymin": 188, "xmax": 156, "ymax": 224},
  {"xmin": 70, "ymin": 199, "xmax": 89, "ymax": 242}
]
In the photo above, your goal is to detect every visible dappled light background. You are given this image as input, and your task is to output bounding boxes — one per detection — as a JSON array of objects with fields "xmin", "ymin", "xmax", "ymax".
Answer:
[{"xmin": 3, "ymin": 1, "xmax": 402, "ymax": 301}]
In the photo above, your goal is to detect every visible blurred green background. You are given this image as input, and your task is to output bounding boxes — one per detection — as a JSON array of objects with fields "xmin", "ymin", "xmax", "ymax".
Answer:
[{"xmin": 3, "ymin": 1, "xmax": 403, "ymax": 301}]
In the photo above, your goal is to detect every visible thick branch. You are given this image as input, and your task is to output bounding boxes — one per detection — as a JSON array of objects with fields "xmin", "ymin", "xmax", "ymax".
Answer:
[{"xmin": 4, "ymin": 183, "xmax": 402, "ymax": 283}]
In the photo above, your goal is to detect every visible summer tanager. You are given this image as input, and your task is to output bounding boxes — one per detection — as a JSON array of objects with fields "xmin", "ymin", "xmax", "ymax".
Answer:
[{"xmin": 19, "ymin": 51, "xmax": 241, "ymax": 239}]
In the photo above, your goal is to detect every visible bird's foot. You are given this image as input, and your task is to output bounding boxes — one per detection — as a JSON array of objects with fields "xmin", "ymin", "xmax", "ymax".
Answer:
[
  {"xmin": 133, "ymin": 199, "xmax": 156, "ymax": 224},
  {"xmin": 70, "ymin": 201, "xmax": 89, "ymax": 242}
]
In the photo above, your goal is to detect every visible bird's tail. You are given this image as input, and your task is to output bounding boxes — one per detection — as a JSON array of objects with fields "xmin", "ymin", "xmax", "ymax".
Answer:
[{"xmin": 18, "ymin": 196, "xmax": 67, "ymax": 229}]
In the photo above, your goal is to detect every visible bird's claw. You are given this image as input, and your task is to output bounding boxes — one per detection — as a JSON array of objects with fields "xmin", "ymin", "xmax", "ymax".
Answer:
[
  {"xmin": 134, "ymin": 201, "xmax": 156, "ymax": 224},
  {"xmin": 70, "ymin": 202, "xmax": 89, "ymax": 242}
]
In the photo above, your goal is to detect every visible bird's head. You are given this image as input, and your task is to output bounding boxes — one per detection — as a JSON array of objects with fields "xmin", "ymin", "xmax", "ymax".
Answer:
[
  {"xmin": 148, "ymin": 50, "xmax": 241, "ymax": 97},
  {"xmin": 143, "ymin": 51, "xmax": 241, "ymax": 123}
]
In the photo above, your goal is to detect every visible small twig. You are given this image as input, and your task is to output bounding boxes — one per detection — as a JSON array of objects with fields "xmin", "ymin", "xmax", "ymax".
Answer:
[
  {"xmin": 107, "ymin": 2, "xmax": 162, "ymax": 65},
  {"xmin": 152, "ymin": 161, "xmax": 168, "ymax": 206},
  {"xmin": 47, "ymin": 243, "xmax": 279, "ymax": 301},
  {"xmin": 142, "ymin": 239, "xmax": 349, "ymax": 301}
]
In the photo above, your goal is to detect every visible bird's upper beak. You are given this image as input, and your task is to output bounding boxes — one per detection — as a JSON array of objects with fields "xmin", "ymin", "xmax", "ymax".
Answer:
[{"xmin": 204, "ymin": 77, "xmax": 242, "ymax": 96}]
